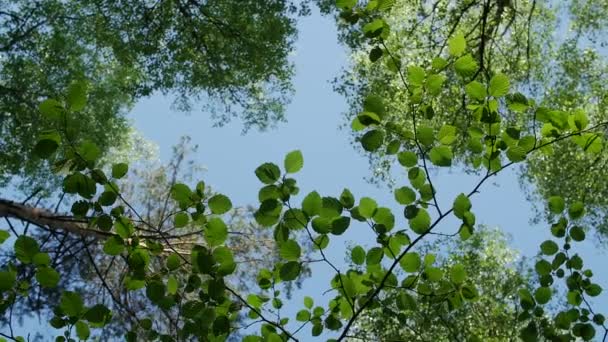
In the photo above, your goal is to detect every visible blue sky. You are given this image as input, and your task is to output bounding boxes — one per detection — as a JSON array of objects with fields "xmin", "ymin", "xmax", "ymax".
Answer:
[{"xmin": 127, "ymin": 7, "xmax": 608, "ymax": 340}]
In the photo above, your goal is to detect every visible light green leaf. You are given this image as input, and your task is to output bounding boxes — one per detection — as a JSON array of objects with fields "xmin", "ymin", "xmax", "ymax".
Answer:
[
  {"xmin": 36, "ymin": 267, "xmax": 60, "ymax": 288},
  {"xmin": 280, "ymin": 240, "xmax": 302, "ymax": 261},
  {"xmin": 351, "ymin": 246, "xmax": 365, "ymax": 265},
  {"xmin": 399, "ymin": 252, "xmax": 420, "ymax": 273},
  {"xmin": 284, "ymin": 150, "xmax": 304, "ymax": 173},
  {"xmin": 429, "ymin": 146, "xmax": 452, "ymax": 166},
  {"xmin": 488, "ymin": 73, "xmax": 510, "ymax": 97},
  {"xmin": 448, "ymin": 32, "xmax": 466, "ymax": 56},
  {"xmin": 173, "ymin": 212, "xmax": 189, "ymax": 228},
  {"xmin": 454, "ymin": 54, "xmax": 478, "ymax": 77},
  {"xmin": 205, "ymin": 218, "xmax": 228, "ymax": 246},
  {"xmin": 208, "ymin": 194, "xmax": 232, "ymax": 214},
  {"xmin": 437, "ymin": 125, "xmax": 457, "ymax": 145},
  {"xmin": 394, "ymin": 186, "xmax": 416, "ymax": 205},
  {"xmin": 409, "ymin": 208, "xmax": 431, "ymax": 234},
  {"xmin": 358, "ymin": 197, "xmax": 377, "ymax": 218},
  {"xmin": 465, "ymin": 81, "xmax": 486, "ymax": 100}
]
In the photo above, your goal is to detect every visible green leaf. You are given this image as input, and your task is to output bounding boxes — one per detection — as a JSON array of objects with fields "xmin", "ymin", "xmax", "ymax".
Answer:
[
  {"xmin": 166, "ymin": 253, "xmax": 181, "ymax": 271},
  {"xmin": 331, "ymin": 216, "xmax": 351, "ymax": 235},
  {"xmin": 213, "ymin": 246, "xmax": 236, "ymax": 276},
  {"xmin": 488, "ymin": 73, "xmax": 510, "ymax": 97},
  {"xmin": 339, "ymin": 188, "xmax": 355, "ymax": 209},
  {"xmin": 567, "ymin": 290, "xmax": 582, "ymax": 306},
  {"xmin": 351, "ymin": 246, "xmax": 365, "ymax": 265},
  {"xmin": 363, "ymin": 94, "xmax": 386, "ymax": 118},
  {"xmin": 429, "ymin": 146, "xmax": 452, "ymax": 167},
  {"xmin": 171, "ymin": 183, "xmax": 192, "ymax": 203},
  {"xmin": 506, "ymin": 146, "xmax": 527, "ymax": 162},
  {"xmin": 397, "ymin": 151, "xmax": 418, "ymax": 167},
  {"xmin": 358, "ymin": 197, "xmax": 377, "ymax": 218},
  {"xmin": 255, "ymin": 200, "xmax": 282, "ymax": 227},
  {"xmin": 84, "ymin": 304, "xmax": 111, "ymax": 324},
  {"xmin": 450, "ymin": 264, "xmax": 466, "ymax": 284},
  {"xmin": 369, "ymin": 46, "xmax": 383, "ymax": 62},
  {"xmin": 208, "ymin": 194, "xmax": 232, "ymax": 214},
  {"xmin": 39, "ymin": 99, "xmax": 64, "ymax": 120},
  {"xmin": 535, "ymin": 259, "xmax": 552, "ymax": 276},
  {"xmin": 399, "ymin": 252, "xmax": 420, "ymax": 273},
  {"xmin": 75, "ymin": 320, "xmax": 90, "ymax": 340},
  {"xmin": 302, "ymin": 191, "xmax": 322, "ymax": 217},
  {"xmin": 60, "ymin": 291, "xmax": 84, "ymax": 317},
  {"xmin": 103, "ymin": 236, "xmax": 124, "ymax": 256},
  {"xmin": 66, "ymin": 81, "xmax": 88, "ymax": 111},
  {"xmin": 437, "ymin": 125, "xmax": 457, "ymax": 145},
  {"xmin": 409, "ymin": 208, "xmax": 430, "ymax": 234},
  {"xmin": 426, "ymin": 74, "xmax": 446, "ymax": 95},
  {"xmin": 0, "ymin": 270, "xmax": 16, "ymax": 292},
  {"xmin": 336, "ymin": 0, "xmax": 357, "ymax": 10},
  {"xmin": 534, "ymin": 287, "xmax": 552, "ymax": 304},
  {"xmin": 361, "ymin": 129, "xmax": 384, "ymax": 152},
  {"xmin": 33, "ymin": 252, "xmax": 51, "ymax": 266},
  {"xmin": 0, "ymin": 230, "xmax": 9, "ymax": 244},
  {"xmin": 570, "ymin": 226, "xmax": 586, "ymax": 242},
  {"xmin": 279, "ymin": 240, "xmax": 301, "ymax": 261},
  {"xmin": 304, "ymin": 296, "xmax": 314, "ymax": 309},
  {"xmin": 34, "ymin": 138, "xmax": 60, "ymax": 159},
  {"xmin": 548, "ymin": 196, "xmax": 565, "ymax": 214},
  {"xmin": 394, "ymin": 186, "xmax": 416, "ymax": 205},
  {"xmin": 36, "ymin": 267, "xmax": 60, "ymax": 288},
  {"xmin": 363, "ymin": 19, "xmax": 388, "ymax": 39},
  {"xmin": 14, "ymin": 236, "xmax": 40, "ymax": 264},
  {"xmin": 417, "ymin": 126, "xmax": 434, "ymax": 146},
  {"xmin": 111, "ymin": 163, "xmax": 128, "ymax": 179},
  {"xmin": 585, "ymin": 284, "xmax": 602, "ymax": 297},
  {"xmin": 568, "ymin": 201, "xmax": 585, "ymax": 219},
  {"xmin": 454, "ymin": 54, "xmax": 478, "ymax": 77},
  {"xmin": 255, "ymin": 163, "xmax": 281, "ymax": 184},
  {"xmin": 205, "ymin": 218, "xmax": 228, "ymax": 247},
  {"xmin": 284, "ymin": 150, "xmax": 304, "ymax": 173},
  {"xmin": 78, "ymin": 140, "xmax": 101, "ymax": 163},
  {"xmin": 296, "ymin": 309, "xmax": 311, "ymax": 322},
  {"xmin": 465, "ymin": 81, "xmax": 487, "ymax": 100},
  {"xmin": 407, "ymin": 66, "xmax": 425, "ymax": 87},
  {"xmin": 540, "ymin": 240, "xmax": 559, "ymax": 255},
  {"xmin": 279, "ymin": 262, "xmax": 301, "ymax": 281},
  {"xmin": 366, "ymin": 247, "xmax": 384, "ymax": 265},
  {"xmin": 453, "ymin": 193, "xmax": 471, "ymax": 219},
  {"xmin": 448, "ymin": 32, "xmax": 466, "ymax": 56},
  {"xmin": 173, "ymin": 212, "xmax": 189, "ymax": 228}
]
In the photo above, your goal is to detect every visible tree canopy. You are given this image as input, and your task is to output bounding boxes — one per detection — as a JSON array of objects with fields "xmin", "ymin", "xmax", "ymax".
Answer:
[
  {"xmin": 0, "ymin": 0, "xmax": 306, "ymax": 188},
  {"xmin": 332, "ymin": 0, "xmax": 608, "ymax": 241},
  {"xmin": 1, "ymin": 1, "xmax": 608, "ymax": 341}
]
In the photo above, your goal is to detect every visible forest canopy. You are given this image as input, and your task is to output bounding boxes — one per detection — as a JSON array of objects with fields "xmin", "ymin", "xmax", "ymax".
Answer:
[{"xmin": 1, "ymin": 0, "xmax": 608, "ymax": 341}]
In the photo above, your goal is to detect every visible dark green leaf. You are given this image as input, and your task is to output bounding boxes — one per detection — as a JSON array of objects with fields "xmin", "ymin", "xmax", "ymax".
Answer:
[
  {"xmin": 255, "ymin": 163, "xmax": 281, "ymax": 184},
  {"xmin": 279, "ymin": 262, "xmax": 301, "ymax": 281},
  {"xmin": 361, "ymin": 130, "xmax": 384, "ymax": 152}
]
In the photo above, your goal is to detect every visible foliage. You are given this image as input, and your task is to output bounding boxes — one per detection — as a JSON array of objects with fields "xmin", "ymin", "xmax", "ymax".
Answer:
[
  {"xmin": 349, "ymin": 227, "xmax": 534, "ymax": 341},
  {"xmin": 331, "ymin": 0, "xmax": 608, "ymax": 241},
  {"xmin": 0, "ymin": 0, "xmax": 307, "ymax": 189},
  {"xmin": 0, "ymin": 1, "xmax": 607, "ymax": 341}
]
